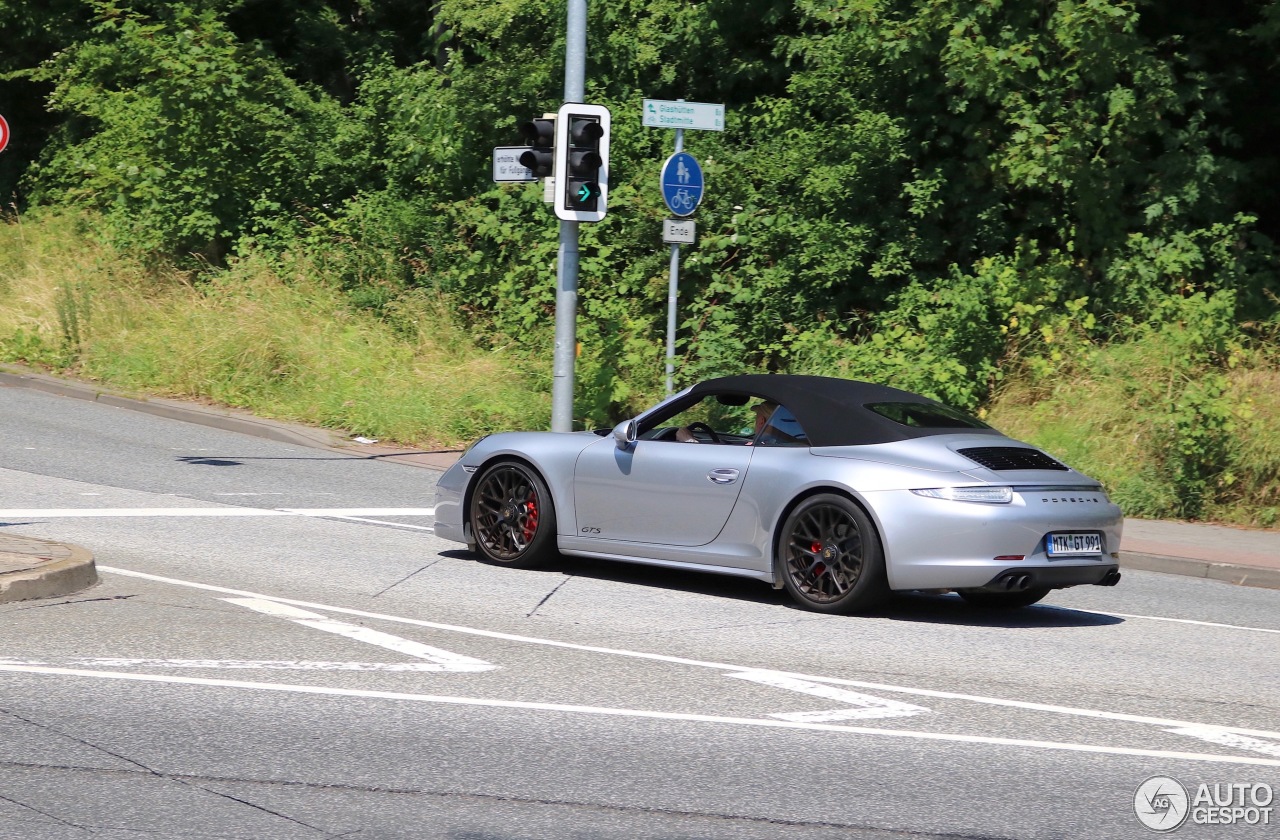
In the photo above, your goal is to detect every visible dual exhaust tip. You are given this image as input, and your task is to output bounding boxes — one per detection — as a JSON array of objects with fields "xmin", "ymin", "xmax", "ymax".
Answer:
[{"xmin": 997, "ymin": 572, "xmax": 1034, "ymax": 591}]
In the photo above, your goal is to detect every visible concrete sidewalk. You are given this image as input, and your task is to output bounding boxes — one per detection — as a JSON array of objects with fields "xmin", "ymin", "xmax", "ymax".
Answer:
[
  {"xmin": 1120, "ymin": 518, "xmax": 1280, "ymax": 589},
  {"xmin": 3, "ymin": 364, "xmax": 1278, "ymax": 600}
]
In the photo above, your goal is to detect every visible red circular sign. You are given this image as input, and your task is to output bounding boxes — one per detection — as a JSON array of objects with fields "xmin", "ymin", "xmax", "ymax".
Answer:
[{"xmin": 0, "ymin": 115, "xmax": 9, "ymax": 154}]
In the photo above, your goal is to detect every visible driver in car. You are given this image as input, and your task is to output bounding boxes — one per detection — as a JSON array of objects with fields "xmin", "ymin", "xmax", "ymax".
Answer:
[{"xmin": 677, "ymin": 401, "xmax": 777, "ymax": 443}]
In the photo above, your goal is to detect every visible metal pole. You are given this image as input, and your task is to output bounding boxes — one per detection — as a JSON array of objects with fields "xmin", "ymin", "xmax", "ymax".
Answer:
[
  {"xmin": 664, "ymin": 125, "xmax": 685, "ymax": 396},
  {"xmin": 551, "ymin": 0, "xmax": 588, "ymax": 432}
]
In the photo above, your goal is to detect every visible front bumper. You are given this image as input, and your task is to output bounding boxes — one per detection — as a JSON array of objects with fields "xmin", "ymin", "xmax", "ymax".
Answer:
[{"xmin": 432, "ymin": 461, "xmax": 471, "ymax": 546}]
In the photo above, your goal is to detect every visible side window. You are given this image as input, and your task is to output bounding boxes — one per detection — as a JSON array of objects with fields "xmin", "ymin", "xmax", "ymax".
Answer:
[
  {"xmin": 641, "ymin": 395, "xmax": 755, "ymax": 444},
  {"xmin": 756, "ymin": 404, "xmax": 808, "ymax": 447}
]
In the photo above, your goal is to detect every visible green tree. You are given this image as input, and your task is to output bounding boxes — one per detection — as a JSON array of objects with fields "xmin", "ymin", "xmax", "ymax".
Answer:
[{"xmin": 26, "ymin": 2, "xmax": 358, "ymax": 261}]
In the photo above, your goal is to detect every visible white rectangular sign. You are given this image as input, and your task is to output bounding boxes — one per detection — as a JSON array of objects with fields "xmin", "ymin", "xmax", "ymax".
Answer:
[
  {"xmin": 663, "ymin": 218, "xmax": 696, "ymax": 244},
  {"xmin": 643, "ymin": 99, "xmax": 725, "ymax": 132},
  {"xmin": 492, "ymin": 146, "xmax": 536, "ymax": 182}
]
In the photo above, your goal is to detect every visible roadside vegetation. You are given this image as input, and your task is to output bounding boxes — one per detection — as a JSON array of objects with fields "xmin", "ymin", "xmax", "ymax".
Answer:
[{"xmin": 1, "ymin": 1, "xmax": 1277, "ymax": 527}]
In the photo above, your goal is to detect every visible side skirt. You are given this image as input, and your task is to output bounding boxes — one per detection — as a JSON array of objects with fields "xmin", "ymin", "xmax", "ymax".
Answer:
[{"xmin": 557, "ymin": 547, "xmax": 775, "ymax": 584}]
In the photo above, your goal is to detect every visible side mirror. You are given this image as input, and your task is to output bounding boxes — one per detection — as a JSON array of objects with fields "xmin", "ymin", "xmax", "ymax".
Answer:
[{"xmin": 613, "ymin": 419, "xmax": 638, "ymax": 450}]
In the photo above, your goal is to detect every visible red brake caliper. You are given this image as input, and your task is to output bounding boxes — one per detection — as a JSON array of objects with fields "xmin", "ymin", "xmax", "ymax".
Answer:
[
  {"xmin": 810, "ymin": 541, "xmax": 826, "ymax": 577},
  {"xmin": 522, "ymin": 495, "xmax": 538, "ymax": 541}
]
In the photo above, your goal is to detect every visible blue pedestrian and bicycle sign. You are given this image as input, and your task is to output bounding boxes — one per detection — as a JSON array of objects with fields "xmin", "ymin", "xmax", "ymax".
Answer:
[{"xmin": 660, "ymin": 152, "xmax": 704, "ymax": 217}]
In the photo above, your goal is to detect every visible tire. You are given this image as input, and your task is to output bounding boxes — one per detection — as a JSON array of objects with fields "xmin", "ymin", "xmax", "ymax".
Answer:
[
  {"xmin": 778, "ymin": 493, "xmax": 887, "ymax": 614},
  {"xmin": 957, "ymin": 588, "xmax": 1051, "ymax": 609},
  {"xmin": 468, "ymin": 461, "xmax": 558, "ymax": 569}
]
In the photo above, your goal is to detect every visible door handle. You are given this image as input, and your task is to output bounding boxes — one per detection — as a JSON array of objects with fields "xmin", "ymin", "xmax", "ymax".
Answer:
[{"xmin": 708, "ymin": 468, "xmax": 739, "ymax": 484}]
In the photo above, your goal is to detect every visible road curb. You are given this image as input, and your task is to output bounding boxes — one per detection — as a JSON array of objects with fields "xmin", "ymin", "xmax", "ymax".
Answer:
[
  {"xmin": 1120, "ymin": 551, "xmax": 1280, "ymax": 591},
  {"xmin": 0, "ymin": 368, "xmax": 341, "ymax": 451},
  {"xmin": 0, "ymin": 365, "xmax": 462, "ymax": 470},
  {"xmin": 0, "ymin": 538, "xmax": 98, "ymax": 603}
]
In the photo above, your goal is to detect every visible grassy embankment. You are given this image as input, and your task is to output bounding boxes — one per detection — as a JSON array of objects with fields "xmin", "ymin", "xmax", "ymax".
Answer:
[
  {"xmin": 0, "ymin": 213, "xmax": 549, "ymax": 448},
  {"xmin": 2, "ymin": 212, "xmax": 1277, "ymax": 527}
]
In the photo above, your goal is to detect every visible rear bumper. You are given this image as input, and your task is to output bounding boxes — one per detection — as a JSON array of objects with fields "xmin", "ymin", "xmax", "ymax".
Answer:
[{"xmin": 867, "ymin": 487, "xmax": 1124, "ymax": 591}]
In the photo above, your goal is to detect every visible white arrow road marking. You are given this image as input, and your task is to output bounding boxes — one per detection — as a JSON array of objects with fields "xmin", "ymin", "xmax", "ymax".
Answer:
[
  {"xmin": 94, "ymin": 567, "xmax": 1280, "ymax": 749},
  {"xmin": 727, "ymin": 670, "xmax": 930, "ymax": 722},
  {"xmin": 0, "ymin": 658, "xmax": 467, "ymax": 672},
  {"xmin": 224, "ymin": 598, "xmax": 496, "ymax": 673},
  {"xmin": 1, "ymin": 663, "xmax": 1279, "ymax": 768},
  {"xmin": 1167, "ymin": 727, "xmax": 1280, "ymax": 759}
]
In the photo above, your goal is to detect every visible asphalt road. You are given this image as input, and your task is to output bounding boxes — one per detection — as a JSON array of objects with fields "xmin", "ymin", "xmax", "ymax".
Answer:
[{"xmin": 2, "ymin": 387, "xmax": 1279, "ymax": 839}]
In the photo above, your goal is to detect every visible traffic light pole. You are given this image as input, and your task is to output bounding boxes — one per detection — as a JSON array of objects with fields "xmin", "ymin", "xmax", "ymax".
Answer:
[{"xmin": 551, "ymin": 0, "xmax": 587, "ymax": 433}]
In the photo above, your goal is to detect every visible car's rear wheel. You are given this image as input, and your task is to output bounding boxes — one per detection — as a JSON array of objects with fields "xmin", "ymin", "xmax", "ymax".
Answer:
[
  {"xmin": 779, "ymin": 494, "xmax": 887, "ymax": 614},
  {"xmin": 957, "ymin": 588, "xmax": 1050, "ymax": 609},
  {"xmin": 469, "ymin": 461, "xmax": 557, "ymax": 568}
]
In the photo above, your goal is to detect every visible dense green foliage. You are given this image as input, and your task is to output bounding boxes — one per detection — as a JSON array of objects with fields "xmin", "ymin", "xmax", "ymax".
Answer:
[{"xmin": 1, "ymin": 0, "xmax": 1278, "ymax": 523}]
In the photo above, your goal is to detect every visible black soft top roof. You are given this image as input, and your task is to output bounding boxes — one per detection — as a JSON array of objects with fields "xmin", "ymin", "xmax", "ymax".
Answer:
[{"xmin": 685, "ymin": 374, "xmax": 999, "ymax": 447}]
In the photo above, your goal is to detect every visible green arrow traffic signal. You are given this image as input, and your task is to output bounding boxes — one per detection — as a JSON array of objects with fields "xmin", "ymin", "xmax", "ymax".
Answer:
[{"xmin": 553, "ymin": 104, "xmax": 610, "ymax": 221}]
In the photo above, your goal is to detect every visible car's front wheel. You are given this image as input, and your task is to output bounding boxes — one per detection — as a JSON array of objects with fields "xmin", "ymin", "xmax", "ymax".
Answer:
[
  {"xmin": 469, "ymin": 461, "xmax": 557, "ymax": 568},
  {"xmin": 957, "ymin": 588, "xmax": 1050, "ymax": 609},
  {"xmin": 778, "ymin": 494, "xmax": 887, "ymax": 614}
]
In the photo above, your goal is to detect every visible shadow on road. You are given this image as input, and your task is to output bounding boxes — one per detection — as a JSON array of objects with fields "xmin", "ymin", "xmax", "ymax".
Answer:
[
  {"xmin": 455, "ymin": 550, "xmax": 1125, "ymax": 628},
  {"xmin": 877, "ymin": 591, "xmax": 1125, "ymax": 628}
]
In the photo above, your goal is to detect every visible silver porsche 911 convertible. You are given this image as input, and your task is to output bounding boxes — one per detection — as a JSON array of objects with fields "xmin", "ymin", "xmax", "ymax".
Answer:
[{"xmin": 434, "ymin": 375, "xmax": 1122, "ymax": 613}]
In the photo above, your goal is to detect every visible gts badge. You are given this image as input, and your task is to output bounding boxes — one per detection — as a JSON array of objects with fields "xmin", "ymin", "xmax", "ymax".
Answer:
[{"xmin": 580, "ymin": 526, "xmax": 602, "ymax": 534}]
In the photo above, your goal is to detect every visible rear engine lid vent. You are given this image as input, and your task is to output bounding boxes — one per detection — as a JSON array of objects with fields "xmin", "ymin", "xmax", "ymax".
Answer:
[{"xmin": 958, "ymin": 446, "xmax": 1068, "ymax": 471}]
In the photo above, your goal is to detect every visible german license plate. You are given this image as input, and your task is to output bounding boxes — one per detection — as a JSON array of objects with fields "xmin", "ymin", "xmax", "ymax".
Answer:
[{"xmin": 1047, "ymin": 533, "xmax": 1103, "ymax": 557}]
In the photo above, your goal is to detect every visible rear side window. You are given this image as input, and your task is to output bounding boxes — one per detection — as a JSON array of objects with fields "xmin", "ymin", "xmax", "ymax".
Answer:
[
  {"xmin": 757, "ymin": 405, "xmax": 809, "ymax": 446},
  {"xmin": 865, "ymin": 402, "xmax": 991, "ymax": 429}
]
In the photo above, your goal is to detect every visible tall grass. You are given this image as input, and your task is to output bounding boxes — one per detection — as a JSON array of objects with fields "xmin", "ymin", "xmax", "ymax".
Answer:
[
  {"xmin": 988, "ymin": 335, "xmax": 1280, "ymax": 528},
  {"xmin": 0, "ymin": 212, "xmax": 550, "ymax": 446}
]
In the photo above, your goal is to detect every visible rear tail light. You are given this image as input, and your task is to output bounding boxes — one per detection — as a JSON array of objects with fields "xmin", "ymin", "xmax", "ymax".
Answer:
[{"xmin": 911, "ymin": 486, "xmax": 1014, "ymax": 504}]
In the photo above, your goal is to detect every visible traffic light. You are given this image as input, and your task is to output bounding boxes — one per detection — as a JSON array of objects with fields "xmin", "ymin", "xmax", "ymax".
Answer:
[
  {"xmin": 517, "ymin": 116, "xmax": 556, "ymax": 178},
  {"xmin": 554, "ymin": 103, "xmax": 611, "ymax": 222}
]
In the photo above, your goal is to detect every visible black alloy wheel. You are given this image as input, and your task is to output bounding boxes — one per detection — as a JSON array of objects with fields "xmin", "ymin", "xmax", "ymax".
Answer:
[
  {"xmin": 469, "ymin": 461, "xmax": 557, "ymax": 568},
  {"xmin": 779, "ymin": 493, "xmax": 887, "ymax": 614}
]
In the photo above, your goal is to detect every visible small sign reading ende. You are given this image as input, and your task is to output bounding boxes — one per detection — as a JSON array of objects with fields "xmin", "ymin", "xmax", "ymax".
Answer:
[{"xmin": 663, "ymin": 219, "xmax": 696, "ymax": 244}]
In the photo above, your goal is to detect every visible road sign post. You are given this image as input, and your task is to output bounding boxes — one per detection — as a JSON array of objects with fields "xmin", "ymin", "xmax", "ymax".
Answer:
[{"xmin": 645, "ymin": 99, "xmax": 724, "ymax": 395}]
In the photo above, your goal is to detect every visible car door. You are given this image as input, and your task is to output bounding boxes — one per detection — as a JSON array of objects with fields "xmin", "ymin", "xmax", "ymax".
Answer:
[{"xmin": 572, "ymin": 435, "xmax": 754, "ymax": 547}]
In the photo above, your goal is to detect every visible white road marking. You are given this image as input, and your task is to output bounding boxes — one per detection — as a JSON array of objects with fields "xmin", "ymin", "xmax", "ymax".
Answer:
[
  {"xmin": 0, "ymin": 508, "xmax": 292, "ymax": 518},
  {"xmin": 0, "ymin": 658, "xmax": 470, "ymax": 672},
  {"xmin": 728, "ymin": 670, "xmax": 929, "ymax": 721},
  {"xmin": 0, "ymin": 663, "xmax": 1277, "ymax": 767},
  {"xmin": 1167, "ymin": 727, "xmax": 1280, "ymax": 759},
  {"xmin": 213, "ymin": 492, "xmax": 287, "ymax": 497},
  {"xmin": 304, "ymin": 515, "xmax": 435, "ymax": 532},
  {"xmin": 95, "ymin": 566, "xmax": 1280, "ymax": 745},
  {"xmin": 0, "ymin": 507, "xmax": 435, "ymax": 518},
  {"xmin": 1103, "ymin": 612, "xmax": 1280, "ymax": 635},
  {"xmin": 225, "ymin": 598, "xmax": 495, "ymax": 672}
]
